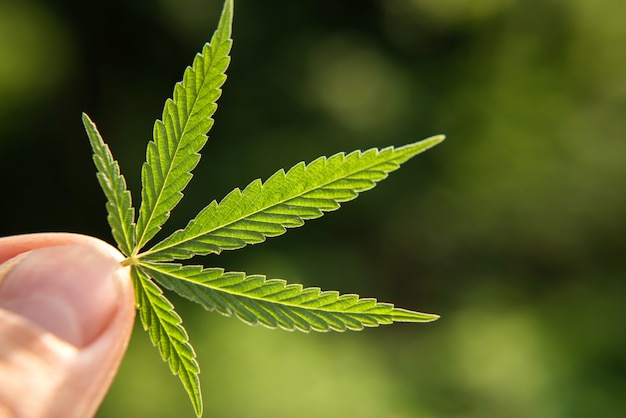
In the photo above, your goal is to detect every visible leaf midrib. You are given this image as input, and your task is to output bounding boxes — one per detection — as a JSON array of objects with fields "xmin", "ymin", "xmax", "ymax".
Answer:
[
  {"xmin": 135, "ymin": 270, "xmax": 200, "ymax": 408},
  {"xmin": 138, "ymin": 148, "xmax": 408, "ymax": 258},
  {"xmin": 136, "ymin": 48, "xmax": 220, "ymax": 250},
  {"xmin": 141, "ymin": 263, "xmax": 401, "ymax": 317}
]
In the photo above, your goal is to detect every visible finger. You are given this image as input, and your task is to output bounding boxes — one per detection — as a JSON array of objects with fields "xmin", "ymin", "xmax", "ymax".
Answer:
[
  {"xmin": 0, "ymin": 236, "xmax": 135, "ymax": 418},
  {"xmin": 0, "ymin": 232, "xmax": 125, "ymax": 265}
]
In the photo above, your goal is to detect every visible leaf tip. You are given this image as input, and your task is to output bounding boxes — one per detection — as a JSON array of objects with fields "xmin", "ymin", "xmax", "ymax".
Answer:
[
  {"xmin": 392, "ymin": 307, "xmax": 441, "ymax": 323},
  {"xmin": 192, "ymin": 394, "xmax": 203, "ymax": 417},
  {"xmin": 421, "ymin": 134, "xmax": 446, "ymax": 148},
  {"xmin": 395, "ymin": 134, "xmax": 446, "ymax": 158},
  {"xmin": 219, "ymin": 0, "xmax": 234, "ymax": 32},
  {"xmin": 81, "ymin": 112, "xmax": 92, "ymax": 125},
  {"xmin": 423, "ymin": 312, "xmax": 441, "ymax": 322}
]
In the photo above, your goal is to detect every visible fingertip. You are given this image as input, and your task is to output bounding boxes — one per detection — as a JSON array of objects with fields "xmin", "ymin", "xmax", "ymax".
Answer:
[
  {"xmin": 0, "ymin": 235, "xmax": 136, "ymax": 418},
  {"xmin": 0, "ymin": 244, "xmax": 131, "ymax": 347}
]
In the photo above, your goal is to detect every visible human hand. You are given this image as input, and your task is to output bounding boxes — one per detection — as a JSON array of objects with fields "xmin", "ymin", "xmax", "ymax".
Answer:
[{"xmin": 0, "ymin": 233, "xmax": 135, "ymax": 418}]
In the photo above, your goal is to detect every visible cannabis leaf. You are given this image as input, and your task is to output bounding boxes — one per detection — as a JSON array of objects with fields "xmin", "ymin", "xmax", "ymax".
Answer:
[
  {"xmin": 140, "ymin": 262, "xmax": 439, "ymax": 332},
  {"xmin": 134, "ymin": 0, "xmax": 233, "ymax": 250},
  {"xmin": 139, "ymin": 137, "xmax": 443, "ymax": 262},
  {"xmin": 83, "ymin": 0, "xmax": 442, "ymax": 416},
  {"xmin": 83, "ymin": 114, "xmax": 135, "ymax": 256},
  {"xmin": 132, "ymin": 267, "xmax": 202, "ymax": 415}
]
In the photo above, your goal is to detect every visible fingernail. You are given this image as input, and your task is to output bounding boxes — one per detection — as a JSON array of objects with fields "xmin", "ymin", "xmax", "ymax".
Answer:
[{"xmin": 0, "ymin": 245, "xmax": 123, "ymax": 347}]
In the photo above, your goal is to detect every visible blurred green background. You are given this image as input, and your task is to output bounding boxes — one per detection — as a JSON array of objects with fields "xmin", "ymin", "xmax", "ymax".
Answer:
[{"xmin": 1, "ymin": 0, "xmax": 625, "ymax": 416}]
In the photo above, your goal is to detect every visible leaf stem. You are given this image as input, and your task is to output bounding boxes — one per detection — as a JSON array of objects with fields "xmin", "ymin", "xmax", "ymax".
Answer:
[{"xmin": 121, "ymin": 255, "xmax": 139, "ymax": 267}]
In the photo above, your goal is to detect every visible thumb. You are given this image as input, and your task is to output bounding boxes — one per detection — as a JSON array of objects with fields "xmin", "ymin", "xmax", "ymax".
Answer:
[{"xmin": 0, "ymin": 241, "xmax": 135, "ymax": 418}]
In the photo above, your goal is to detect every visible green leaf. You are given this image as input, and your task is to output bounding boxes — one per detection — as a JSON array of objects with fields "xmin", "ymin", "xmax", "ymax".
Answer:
[
  {"xmin": 82, "ymin": 113, "xmax": 135, "ymax": 256},
  {"xmin": 131, "ymin": 266, "xmax": 202, "ymax": 416},
  {"xmin": 139, "ymin": 135, "xmax": 444, "ymax": 262},
  {"xmin": 134, "ymin": 0, "xmax": 233, "ymax": 250},
  {"xmin": 139, "ymin": 261, "xmax": 439, "ymax": 332},
  {"xmin": 84, "ymin": 1, "xmax": 441, "ymax": 415}
]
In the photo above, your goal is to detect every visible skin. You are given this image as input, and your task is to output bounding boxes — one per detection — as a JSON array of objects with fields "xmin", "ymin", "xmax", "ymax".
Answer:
[{"xmin": 0, "ymin": 233, "xmax": 135, "ymax": 418}]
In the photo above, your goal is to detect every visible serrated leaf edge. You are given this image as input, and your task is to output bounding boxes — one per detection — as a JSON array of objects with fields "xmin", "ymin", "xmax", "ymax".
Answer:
[
  {"xmin": 134, "ymin": 0, "xmax": 234, "ymax": 250},
  {"xmin": 139, "ymin": 135, "xmax": 444, "ymax": 262},
  {"xmin": 82, "ymin": 113, "xmax": 136, "ymax": 256},
  {"xmin": 131, "ymin": 266, "xmax": 203, "ymax": 416},
  {"xmin": 139, "ymin": 261, "xmax": 439, "ymax": 333}
]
